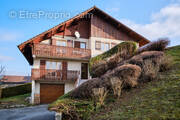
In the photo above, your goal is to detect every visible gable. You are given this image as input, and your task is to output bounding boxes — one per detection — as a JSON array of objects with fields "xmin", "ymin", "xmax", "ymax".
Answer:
[
  {"xmin": 91, "ymin": 15, "xmax": 137, "ymax": 41},
  {"xmin": 55, "ymin": 18, "xmax": 90, "ymax": 39}
]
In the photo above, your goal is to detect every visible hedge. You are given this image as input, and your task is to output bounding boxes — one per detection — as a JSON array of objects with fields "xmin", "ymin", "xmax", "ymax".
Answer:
[{"xmin": 1, "ymin": 83, "xmax": 31, "ymax": 98}]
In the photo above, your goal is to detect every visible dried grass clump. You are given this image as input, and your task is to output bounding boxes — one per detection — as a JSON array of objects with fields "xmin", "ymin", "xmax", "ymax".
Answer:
[
  {"xmin": 141, "ymin": 59, "xmax": 160, "ymax": 82},
  {"xmin": 70, "ymin": 78, "xmax": 111, "ymax": 99},
  {"xmin": 106, "ymin": 53, "xmax": 123, "ymax": 70},
  {"xmin": 110, "ymin": 77, "xmax": 123, "ymax": 99},
  {"xmin": 92, "ymin": 87, "xmax": 108, "ymax": 107},
  {"xmin": 90, "ymin": 61, "xmax": 108, "ymax": 78},
  {"xmin": 128, "ymin": 51, "xmax": 164, "ymax": 68},
  {"xmin": 103, "ymin": 64, "xmax": 142, "ymax": 88},
  {"xmin": 89, "ymin": 41, "xmax": 138, "ymax": 77},
  {"xmin": 127, "ymin": 51, "xmax": 165, "ymax": 82},
  {"xmin": 159, "ymin": 55, "xmax": 173, "ymax": 72},
  {"xmin": 137, "ymin": 38, "xmax": 170, "ymax": 54}
]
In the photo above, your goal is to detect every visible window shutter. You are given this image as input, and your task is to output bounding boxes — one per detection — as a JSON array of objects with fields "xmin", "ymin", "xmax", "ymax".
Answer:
[
  {"xmin": 40, "ymin": 60, "xmax": 46, "ymax": 69},
  {"xmin": 62, "ymin": 61, "xmax": 67, "ymax": 80},
  {"xmin": 40, "ymin": 60, "xmax": 46, "ymax": 78},
  {"xmin": 95, "ymin": 41, "xmax": 101, "ymax": 50},
  {"xmin": 74, "ymin": 41, "xmax": 80, "ymax": 48}
]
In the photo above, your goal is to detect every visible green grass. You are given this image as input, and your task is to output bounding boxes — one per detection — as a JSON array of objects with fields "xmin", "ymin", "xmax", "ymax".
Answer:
[
  {"xmin": 91, "ymin": 45, "xmax": 180, "ymax": 120},
  {"xmin": 0, "ymin": 93, "xmax": 30, "ymax": 106}
]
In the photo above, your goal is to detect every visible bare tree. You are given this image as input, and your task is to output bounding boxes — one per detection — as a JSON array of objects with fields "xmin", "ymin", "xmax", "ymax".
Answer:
[{"xmin": 0, "ymin": 65, "xmax": 5, "ymax": 76}]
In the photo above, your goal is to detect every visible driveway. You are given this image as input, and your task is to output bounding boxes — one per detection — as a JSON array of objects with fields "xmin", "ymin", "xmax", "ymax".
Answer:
[{"xmin": 0, "ymin": 105, "xmax": 55, "ymax": 120}]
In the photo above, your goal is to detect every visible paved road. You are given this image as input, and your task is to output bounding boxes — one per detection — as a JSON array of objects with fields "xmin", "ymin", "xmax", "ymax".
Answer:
[{"xmin": 0, "ymin": 105, "xmax": 55, "ymax": 120}]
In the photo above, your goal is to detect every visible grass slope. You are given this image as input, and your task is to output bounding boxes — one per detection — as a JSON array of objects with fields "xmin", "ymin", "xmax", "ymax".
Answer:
[
  {"xmin": 0, "ymin": 93, "xmax": 30, "ymax": 109},
  {"xmin": 90, "ymin": 46, "xmax": 180, "ymax": 120}
]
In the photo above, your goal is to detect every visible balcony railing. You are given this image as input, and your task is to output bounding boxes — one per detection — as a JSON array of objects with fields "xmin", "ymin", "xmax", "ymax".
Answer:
[
  {"xmin": 31, "ymin": 69, "xmax": 79, "ymax": 82},
  {"xmin": 32, "ymin": 44, "xmax": 91, "ymax": 60}
]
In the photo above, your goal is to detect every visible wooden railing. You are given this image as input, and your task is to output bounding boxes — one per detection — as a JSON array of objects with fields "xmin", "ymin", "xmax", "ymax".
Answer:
[
  {"xmin": 31, "ymin": 69, "xmax": 79, "ymax": 82},
  {"xmin": 32, "ymin": 44, "xmax": 91, "ymax": 60}
]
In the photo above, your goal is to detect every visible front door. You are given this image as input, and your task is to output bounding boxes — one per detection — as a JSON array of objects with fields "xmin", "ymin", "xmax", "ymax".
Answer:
[{"xmin": 81, "ymin": 63, "xmax": 88, "ymax": 79}]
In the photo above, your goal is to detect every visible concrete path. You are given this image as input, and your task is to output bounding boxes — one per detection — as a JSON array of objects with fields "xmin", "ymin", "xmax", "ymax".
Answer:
[{"xmin": 0, "ymin": 105, "xmax": 55, "ymax": 120}]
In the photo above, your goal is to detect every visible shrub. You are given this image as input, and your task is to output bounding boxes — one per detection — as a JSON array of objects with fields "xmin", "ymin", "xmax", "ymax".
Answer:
[
  {"xmin": 70, "ymin": 78, "xmax": 111, "ymax": 99},
  {"xmin": 103, "ymin": 64, "xmax": 142, "ymax": 88},
  {"xmin": 1, "ymin": 83, "xmax": 31, "ymax": 98},
  {"xmin": 127, "ymin": 51, "xmax": 164, "ymax": 83},
  {"xmin": 141, "ymin": 59, "xmax": 160, "ymax": 82},
  {"xmin": 89, "ymin": 41, "xmax": 138, "ymax": 77},
  {"xmin": 92, "ymin": 87, "xmax": 108, "ymax": 107},
  {"xmin": 49, "ymin": 98, "xmax": 94, "ymax": 120},
  {"xmin": 137, "ymin": 38, "xmax": 170, "ymax": 54},
  {"xmin": 90, "ymin": 61, "xmax": 108, "ymax": 78}
]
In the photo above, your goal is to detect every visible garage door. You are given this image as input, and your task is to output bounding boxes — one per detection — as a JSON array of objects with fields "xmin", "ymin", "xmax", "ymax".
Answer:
[{"xmin": 40, "ymin": 84, "xmax": 64, "ymax": 104}]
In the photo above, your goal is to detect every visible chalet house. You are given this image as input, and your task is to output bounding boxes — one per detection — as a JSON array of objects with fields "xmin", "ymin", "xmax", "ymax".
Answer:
[{"xmin": 18, "ymin": 6, "xmax": 150, "ymax": 104}]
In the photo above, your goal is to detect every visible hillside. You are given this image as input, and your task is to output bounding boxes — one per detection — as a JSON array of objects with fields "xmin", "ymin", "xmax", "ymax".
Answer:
[
  {"xmin": 49, "ymin": 41, "xmax": 180, "ymax": 120},
  {"xmin": 90, "ymin": 45, "xmax": 180, "ymax": 120}
]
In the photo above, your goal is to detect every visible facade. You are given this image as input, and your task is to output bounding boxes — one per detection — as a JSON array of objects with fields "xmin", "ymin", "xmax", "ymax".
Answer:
[{"xmin": 18, "ymin": 6, "xmax": 150, "ymax": 104}]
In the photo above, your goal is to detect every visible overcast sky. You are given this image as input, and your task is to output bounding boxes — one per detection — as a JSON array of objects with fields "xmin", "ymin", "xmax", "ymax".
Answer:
[{"xmin": 0, "ymin": 0, "xmax": 180, "ymax": 75}]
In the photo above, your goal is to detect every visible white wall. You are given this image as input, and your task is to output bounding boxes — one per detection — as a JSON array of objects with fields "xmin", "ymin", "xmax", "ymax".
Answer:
[
  {"xmin": 68, "ymin": 61, "xmax": 81, "ymax": 71},
  {"xmin": 32, "ymin": 59, "xmax": 40, "ymax": 69},
  {"xmin": 31, "ymin": 80, "xmax": 40, "ymax": 104},
  {"xmin": 65, "ymin": 82, "xmax": 75, "ymax": 93},
  {"xmin": 40, "ymin": 39, "xmax": 51, "ymax": 45}
]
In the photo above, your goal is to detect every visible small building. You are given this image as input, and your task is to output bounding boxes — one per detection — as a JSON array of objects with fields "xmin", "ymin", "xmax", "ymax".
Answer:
[
  {"xmin": 0, "ymin": 75, "xmax": 31, "ymax": 88},
  {"xmin": 18, "ymin": 6, "xmax": 150, "ymax": 104}
]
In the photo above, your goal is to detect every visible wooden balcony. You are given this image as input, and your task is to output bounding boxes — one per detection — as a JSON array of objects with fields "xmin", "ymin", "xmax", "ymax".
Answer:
[
  {"xmin": 32, "ymin": 44, "xmax": 91, "ymax": 60},
  {"xmin": 31, "ymin": 69, "xmax": 80, "ymax": 82}
]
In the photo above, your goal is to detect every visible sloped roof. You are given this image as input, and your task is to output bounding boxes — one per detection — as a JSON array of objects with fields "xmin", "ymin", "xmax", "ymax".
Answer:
[
  {"xmin": 1, "ymin": 75, "xmax": 31, "ymax": 83},
  {"xmin": 18, "ymin": 6, "xmax": 150, "ymax": 50}
]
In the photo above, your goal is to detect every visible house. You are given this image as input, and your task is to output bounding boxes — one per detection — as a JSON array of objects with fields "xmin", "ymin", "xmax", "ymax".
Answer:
[
  {"xmin": 18, "ymin": 6, "xmax": 150, "ymax": 104},
  {"xmin": 0, "ymin": 75, "xmax": 31, "ymax": 88}
]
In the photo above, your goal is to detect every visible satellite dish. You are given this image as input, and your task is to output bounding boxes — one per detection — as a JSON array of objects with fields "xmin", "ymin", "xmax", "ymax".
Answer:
[{"xmin": 75, "ymin": 31, "xmax": 80, "ymax": 38}]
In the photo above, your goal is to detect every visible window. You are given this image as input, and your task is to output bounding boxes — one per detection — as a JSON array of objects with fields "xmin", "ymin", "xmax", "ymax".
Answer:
[
  {"xmin": 104, "ymin": 43, "xmax": 110, "ymax": 51},
  {"xmin": 40, "ymin": 39, "xmax": 50, "ymax": 45},
  {"xmin": 95, "ymin": 41, "xmax": 101, "ymax": 50},
  {"xmin": 56, "ymin": 40, "xmax": 66, "ymax": 47},
  {"xmin": 46, "ymin": 61, "xmax": 51, "ymax": 69},
  {"xmin": 101, "ymin": 43, "xmax": 110, "ymax": 51},
  {"xmin": 46, "ymin": 61, "xmax": 62, "ymax": 70},
  {"xmin": 80, "ymin": 42, "xmax": 86, "ymax": 49}
]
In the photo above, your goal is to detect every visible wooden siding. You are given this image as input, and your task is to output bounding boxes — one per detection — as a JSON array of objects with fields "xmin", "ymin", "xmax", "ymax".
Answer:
[
  {"xmin": 32, "ymin": 44, "xmax": 91, "ymax": 60},
  {"xmin": 56, "ymin": 19, "xmax": 90, "ymax": 39},
  {"xmin": 40, "ymin": 84, "xmax": 64, "ymax": 104},
  {"xmin": 91, "ymin": 15, "xmax": 137, "ymax": 41}
]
